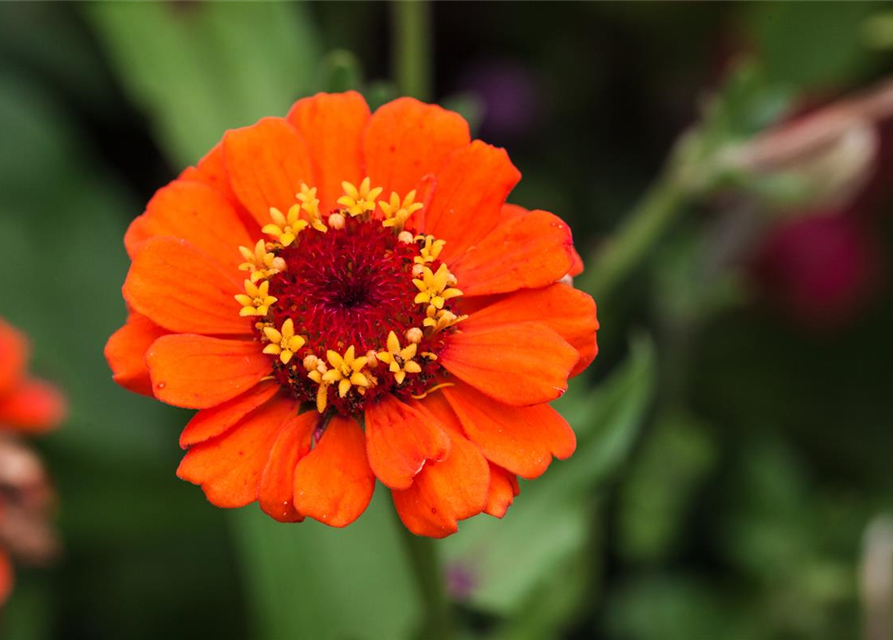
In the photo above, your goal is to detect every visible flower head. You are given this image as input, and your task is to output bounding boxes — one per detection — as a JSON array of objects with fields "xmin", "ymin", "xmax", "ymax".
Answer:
[
  {"xmin": 0, "ymin": 317, "xmax": 65, "ymax": 603},
  {"xmin": 106, "ymin": 92, "xmax": 598, "ymax": 537},
  {"xmin": 0, "ymin": 318, "xmax": 66, "ymax": 435}
]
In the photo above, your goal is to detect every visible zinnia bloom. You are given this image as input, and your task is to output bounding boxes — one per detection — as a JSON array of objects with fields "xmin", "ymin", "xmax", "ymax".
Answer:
[
  {"xmin": 105, "ymin": 92, "xmax": 598, "ymax": 537},
  {"xmin": 0, "ymin": 317, "xmax": 66, "ymax": 602}
]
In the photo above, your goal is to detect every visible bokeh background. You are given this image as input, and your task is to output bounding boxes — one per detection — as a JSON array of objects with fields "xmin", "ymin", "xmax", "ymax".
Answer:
[{"xmin": 1, "ymin": 2, "xmax": 893, "ymax": 639}]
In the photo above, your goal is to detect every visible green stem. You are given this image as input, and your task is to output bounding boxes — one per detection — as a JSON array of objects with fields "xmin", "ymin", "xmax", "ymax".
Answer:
[
  {"xmin": 392, "ymin": 0, "xmax": 433, "ymax": 100},
  {"xmin": 394, "ymin": 511, "xmax": 453, "ymax": 640},
  {"xmin": 579, "ymin": 170, "xmax": 688, "ymax": 300}
]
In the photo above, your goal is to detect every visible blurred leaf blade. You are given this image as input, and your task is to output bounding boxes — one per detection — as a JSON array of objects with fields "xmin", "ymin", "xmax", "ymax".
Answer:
[
  {"xmin": 231, "ymin": 489, "xmax": 421, "ymax": 640},
  {"xmin": 85, "ymin": 1, "xmax": 322, "ymax": 165},
  {"xmin": 443, "ymin": 336, "xmax": 656, "ymax": 619}
]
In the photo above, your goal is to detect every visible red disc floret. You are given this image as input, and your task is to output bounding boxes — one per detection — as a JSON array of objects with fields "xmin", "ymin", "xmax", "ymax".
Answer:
[{"xmin": 257, "ymin": 216, "xmax": 451, "ymax": 414}]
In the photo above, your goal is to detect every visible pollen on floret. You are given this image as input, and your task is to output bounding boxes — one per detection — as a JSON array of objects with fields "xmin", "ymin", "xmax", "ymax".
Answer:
[
  {"xmin": 380, "ymin": 190, "xmax": 423, "ymax": 233},
  {"xmin": 262, "ymin": 318, "xmax": 305, "ymax": 365},
  {"xmin": 263, "ymin": 205, "xmax": 309, "ymax": 246},
  {"xmin": 321, "ymin": 346, "xmax": 372, "ymax": 400},
  {"xmin": 424, "ymin": 307, "xmax": 467, "ymax": 333},
  {"xmin": 239, "ymin": 239, "xmax": 286, "ymax": 282},
  {"xmin": 235, "ymin": 279, "xmax": 277, "ymax": 316},
  {"xmin": 415, "ymin": 235, "xmax": 445, "ymax": 265},
  {"xmin": 377, "ymin": 331, "xmax": 423, "ymax": 385},
  {"xmin": 297, "ymin": 183, "xmax": 327, "ymax": 233},
  {"xmin": 337, "ymin": 177, "xmax": 382, "ymax": 218},
  {"xmin": 413, "ymin": 263, "xmax": 463, "ymax": 311}
]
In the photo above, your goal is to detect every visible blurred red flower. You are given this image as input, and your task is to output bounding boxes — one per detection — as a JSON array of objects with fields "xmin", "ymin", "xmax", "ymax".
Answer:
[
  {"xmin": 755, "ymin": 212, "xmax": 881, "ymax": 331},
  {"xmin": 106, "ymin": 91, "xmax": 598, "ymax": 537},
  {"xmin": 0, "ymin": 317, "xmax": 65, "ymax": 603}
]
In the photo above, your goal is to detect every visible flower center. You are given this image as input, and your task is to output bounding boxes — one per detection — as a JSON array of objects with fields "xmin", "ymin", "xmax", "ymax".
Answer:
[{"xmin": 234, "ymin": 180, "xmax": 466, "ymax": 416}]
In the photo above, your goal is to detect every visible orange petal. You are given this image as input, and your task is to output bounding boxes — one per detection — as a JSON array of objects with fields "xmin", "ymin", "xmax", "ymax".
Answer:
[
  {"xmin": 292, "ymin": 414, "xmax": 375, "ymax": 527},
  {"xmin": 105, "ymin": 312, "xmax": 170, "ymax": 397},
  {"xmin": 484, "ymin": 463, "xmax": 520, "ymax": 518},
  {"xmin": 146, "ymin": 334, "xmax": 269, "ymax": 409},
  {"xmin": 223, "ymin": 117, "xmax": 314, "ymax": 227},
  {"xmin": 179, "ymin": 142, "xmax": 239, "ymax": 205},
  {"xmin": 424, "ymin": 141, "xmax": 520, "ymax": 259},
  {"xmin": 0, "ymin": 550, "xmax": 12, "ymax": 605},
  {"xmin": 177, "ymin": 395, "xmax": 301, "ymax": 508},
  {"xmin": 450, "ymin": 210, "xmax": 574, "ymax": 297},
  {"xmin": 123, "ymin": 237, "xmax": 248, "ymax": 336},
  {"xmin": 0, "ymin": 378, "xmax": 66, "ymax": 433},
  {"xmin": 464, "ymin": 284, "xmax": 598, "ymax": 377},
  {"xmin": 444, "ymin": 382, "xmax": 576, "ymax": 479},
  {"xmin": 392, "ymin": 422, "xmax": 490, "ymax": 538},
  {"xmin": 441, "ymin": 321, "xmax": 579, "ymax": 406},
  {"xmin": 500, "ymin": 203, "xmax": 528, "ymax": 221},
  {"xmin": 287, "ymin": 91, "xmax": 370, "ymax": 212},
  {"xmin": 568, "ymin": 246, "xmax": 584, "ymax": 277},
  {"xmin": 0, "ymin": 318, "xmax": 26, "ymax": 397},
  {"xmin": 125, "ymin": 180, "xmax": 253, "ymax": 271},
  {"xmin": 180, "ymin": 380, "xmax": 281, "ymax": 448},
  {"xmin": 364, "ymin": 395, "xmax": 450, "ymax": 490},
  {"xmin": 258, "ymin": 410, "xmax": 319, "ymax": 522},
  {"xmin": 363, "ymin": 98, "xmax": 470, "ymax": 200},
  {"xmin": 501, "ymin": 204, "xmax": 584, "ymax": 277}
]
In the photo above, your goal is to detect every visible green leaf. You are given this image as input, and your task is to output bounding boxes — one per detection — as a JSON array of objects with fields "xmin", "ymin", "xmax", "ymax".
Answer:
[
  {"xmin": 617, "ymin": 410, "xmax": 718, "ymax": 563},
  {"xmin": 747, "ymin": 1, "xmax": 878, "ymax": 90},
  {"xmin": 85, "ymin": 1, "xmax": 322, "ymax": 166},
  {"xmin": 442, "ymin": 336, "xmax": 656, "ymax": 620},
  {"xmin": 318, "ymin": 49, "xmax": 363, "ymax": 93},
  {"xmin": 364, "ymin": 80, "xmax": 399, "ymax": 112},
  {"xmin": 0, "ymin": 69, "xmax": 248, "ymax": 638},
  {"xmin": 230, "ymin": 489, "xmax": 421, "ymax": 640}
]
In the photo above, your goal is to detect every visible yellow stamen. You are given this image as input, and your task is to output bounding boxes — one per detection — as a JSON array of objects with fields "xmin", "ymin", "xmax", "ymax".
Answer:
[
  {"xmin": 297, "ymin": 184, "xmax": 327, "ymax": 233},
  {"xmin": 380, "ymin": 190, "xmax": 423, "ymax": 232},
  {"xmin": 238, "ymin": 239, "xmax": 286, "ymax": 282},
  {"xmin": 414, "ymin": 235, "xmax": 446, "ymax": 265},
  {"xmin": 262, "ymin": 318, "xmax": 306, "ymax": 365},
  {"xmin": 411, "ymin": 382, "xmax": 455, "ymax": 400},
  {"xmin": 337, "ymin": 177, "xmax": 382, "ymax": 218},
  {"xmin": 321, "ymin": 346, "xmax": 372, "ymax": 398},
  {"xmin": 423, "ymin": 306, "xmax": 467, "ymax": 333},
  {"xmin": 305, "ymin": 355, "xmax": 330, "ymax": 412},
  {"xmin": 262, "ymin": 205, "xmax": 309, "ymax": 247},
  {"xmin": 234, "ymin": 279, "xmax": 277, "ymax": 317},
  {"xmin": 377, "ymin": 331, "xmax": 422, "ymax": 386},
  {"xmin": 413, "ymin": 263, "xmax": 463, "ymax": 310}
]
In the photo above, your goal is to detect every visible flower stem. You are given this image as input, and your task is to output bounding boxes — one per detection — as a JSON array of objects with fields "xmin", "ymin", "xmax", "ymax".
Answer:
[
  {"xmin": 394, "ymin": 510, "xmax": 453, "ymax": 640},
  {"xmin": 392, "ymin": 0, "xmax": 433, "ymax": 101},
  {"xmin": 578, "ymin": 170, "xmax": 688, "ymax": 300}
]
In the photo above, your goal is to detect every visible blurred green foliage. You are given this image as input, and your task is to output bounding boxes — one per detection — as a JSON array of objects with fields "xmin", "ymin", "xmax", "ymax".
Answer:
[{"xmin": 0, "ymin": 2, "xmax": 891, "ymax": 640}]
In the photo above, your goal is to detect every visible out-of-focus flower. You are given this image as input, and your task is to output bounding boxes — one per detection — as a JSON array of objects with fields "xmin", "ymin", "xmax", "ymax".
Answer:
[
  {"xmin": 0, "ymin": 320, "xmax": 66, "ymax": 433},
  {"xmin": 754, "ymin": 213, "xmax": 880, "ymax": 330},
  {"xmin": 0, "ymin": 317, "xmax": 65, "ymax": 603},
  {"xmin": 106, "ymin": 91, "xmax": 598, "ymax": 538},
  {"xmin": 458, "ymin": 60, "xmax": 543, "ymax": 140}
]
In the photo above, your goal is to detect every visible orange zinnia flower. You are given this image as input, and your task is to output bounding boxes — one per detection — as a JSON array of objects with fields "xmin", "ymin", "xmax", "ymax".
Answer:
[
  {"xmin": 105, "ymin": 92, "xmax": 598, "ymax": 537},
  {"xmin": 0, "ymin": 317, "xmax": 66, "ymax": 602}
]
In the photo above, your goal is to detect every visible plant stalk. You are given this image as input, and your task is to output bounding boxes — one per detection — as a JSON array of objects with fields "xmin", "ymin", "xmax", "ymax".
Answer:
[
  {"xmin": 392, "ymin": 1, "xmax": 433, "ymax": 101},
  {"xmin": 394, "ymin": 510, "xmax": 453, "ymax": 640}
]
